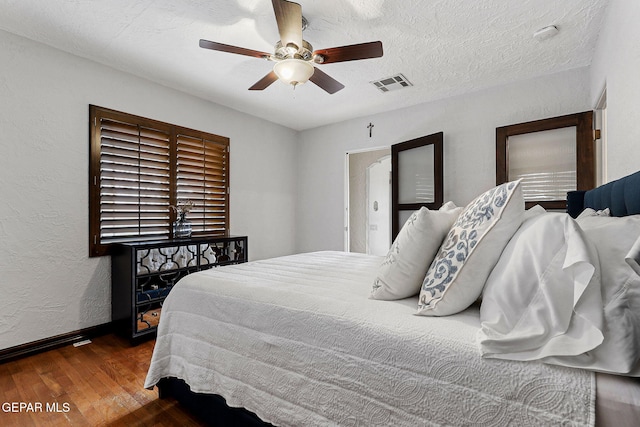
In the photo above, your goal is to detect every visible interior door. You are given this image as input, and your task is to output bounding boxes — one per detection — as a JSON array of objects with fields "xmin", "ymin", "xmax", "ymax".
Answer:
[{"xmin": 391, "ymin": 132, "xmax": 443, "ymax": 239}]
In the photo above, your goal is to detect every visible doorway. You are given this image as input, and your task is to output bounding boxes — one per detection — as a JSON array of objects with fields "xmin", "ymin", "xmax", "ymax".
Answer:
[
  {"xmin": 366, "ymin": 156, "xmax": 391, "ymax": 255},
  {"xmin": 346, "ymin": 148, "xmax": 391, "ymax": 255}
]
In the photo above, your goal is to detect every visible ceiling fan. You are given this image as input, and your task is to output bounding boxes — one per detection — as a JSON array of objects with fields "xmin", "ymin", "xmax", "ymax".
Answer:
[{"xmin": 199, "ymin": 0, "xmax": 383, "ymax": 94}]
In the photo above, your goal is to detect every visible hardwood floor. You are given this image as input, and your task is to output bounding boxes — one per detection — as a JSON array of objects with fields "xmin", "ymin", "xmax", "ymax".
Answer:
[{"xmin": 0, "ymin": 334, "xmax": 205, "ymax": 426}]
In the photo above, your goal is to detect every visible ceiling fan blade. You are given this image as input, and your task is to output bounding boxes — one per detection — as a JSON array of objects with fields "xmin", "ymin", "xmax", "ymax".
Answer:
[
  {"xmin": 248, "ymin": 71, "xmax": 279, "ymax": 91},
  {"xmin": 199, "ymin": 39, "xmax": 271, "ymax": 59},
  {"xmin": 313, "ymin": 41, "xmax": 383, "ymax": 64},
  {"xmin": 271, "ymin": 0, "xmax": 303, "ymax": 49},
  {"xmin": 309, "ymin": 68, "xmax": 345, "ymax": 94}
]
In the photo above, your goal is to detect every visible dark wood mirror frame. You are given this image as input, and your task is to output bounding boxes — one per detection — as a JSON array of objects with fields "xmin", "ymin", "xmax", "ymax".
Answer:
[{"xmin": 496, "ymin": 111, "xmax": 595, "ymax": 210}]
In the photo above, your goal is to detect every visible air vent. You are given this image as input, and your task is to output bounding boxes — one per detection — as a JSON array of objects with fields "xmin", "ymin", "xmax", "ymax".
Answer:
[{"xmin": 370, "ymin": 74, "xmax": 413, "ymax": 93}]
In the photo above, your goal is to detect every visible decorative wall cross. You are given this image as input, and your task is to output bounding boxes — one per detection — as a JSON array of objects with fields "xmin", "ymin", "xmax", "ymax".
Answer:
[{"xmin": 367, "ymin": 122, "xmax": 374, "ymax": 138}]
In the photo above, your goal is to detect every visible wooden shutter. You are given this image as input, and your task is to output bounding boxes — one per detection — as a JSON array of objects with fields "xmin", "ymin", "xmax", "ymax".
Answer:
[
  {"xmin": 89, "ymin": 106, "xmax": 230, "ymax": 257},
  {"xmin": 176, "ymin": 132, "xmax": 229, "ymax": 236},
  {"xmin": 98, "ymin": 118, "xmax": 172, "ymax": 245}
]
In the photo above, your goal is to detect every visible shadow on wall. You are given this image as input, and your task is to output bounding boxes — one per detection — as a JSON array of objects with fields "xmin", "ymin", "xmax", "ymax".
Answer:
[{"xmin": 81, "ymin": 256, "xmax": 111, "ymax": 325}]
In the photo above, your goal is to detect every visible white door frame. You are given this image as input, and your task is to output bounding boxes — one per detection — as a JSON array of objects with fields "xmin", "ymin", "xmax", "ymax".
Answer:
[
  {"xmin": 365, "ymin": 155, "xmax": 391, "ymax": 255},
  {"xmin": 595, "ymin": 86, "xmax": 607, "ymax": 184}
]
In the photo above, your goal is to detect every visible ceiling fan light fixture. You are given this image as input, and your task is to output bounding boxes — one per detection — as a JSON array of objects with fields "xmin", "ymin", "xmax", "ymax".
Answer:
[
  {"xmin": 273, "ymin": 58, "xmax": 314, "ymax": 86},
  {"xmin": 199, "ymin": 0, "xmax": 383, "ymax": 94}
]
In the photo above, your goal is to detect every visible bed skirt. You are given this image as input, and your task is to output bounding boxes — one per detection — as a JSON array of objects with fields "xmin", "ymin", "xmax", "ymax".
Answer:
[{"xmin": 158, "ymin": 377, "xmax": 271, "ymax": 426}]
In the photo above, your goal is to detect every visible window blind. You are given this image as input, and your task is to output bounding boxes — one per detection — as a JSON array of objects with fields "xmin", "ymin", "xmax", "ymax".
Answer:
[
  {"xmin": 397, "ymin": 144, "xmax": 435, "ymax": 204},
  {"xmin": 507, "ymin": 126, "xmax": 577, "ymax": 201},
  {"xmin": 98, "ymin": 118, "xmax": 172, "ymax": 244},
  {"xmin": 176, "ymin": 134, "xmax": 229, "ymax": 236},
  {"xmin": 89, "ymin": 106, "xmax": 230, "ymax": 257}
]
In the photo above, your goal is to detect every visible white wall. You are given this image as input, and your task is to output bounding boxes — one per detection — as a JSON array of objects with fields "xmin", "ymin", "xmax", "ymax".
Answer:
[
  {"xmin": 590, "ymin": 0, "xmax": 640, "ymax": 181},
  {"xmin": 296, "ymin": 68, "xmax": 592, "ymax": 253},
  {"xmin": 3, "ymin": 0, "xmax": 637, "ymax": 352},
  {"xmin": 0, "ymin": 29, "xmax": 298, "ymax": 350}
]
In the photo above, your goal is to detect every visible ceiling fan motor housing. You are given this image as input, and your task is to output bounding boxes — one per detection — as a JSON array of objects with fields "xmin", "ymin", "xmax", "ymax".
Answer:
[{"xmin": 274, "ymin": 40, "xmax": 314, "ymax": 61}]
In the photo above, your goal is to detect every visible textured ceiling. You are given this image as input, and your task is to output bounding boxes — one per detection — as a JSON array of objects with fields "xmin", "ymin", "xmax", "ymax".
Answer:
[{"xmin": 0, "ymin": 0, "xmax": 609, "ymax": 130}]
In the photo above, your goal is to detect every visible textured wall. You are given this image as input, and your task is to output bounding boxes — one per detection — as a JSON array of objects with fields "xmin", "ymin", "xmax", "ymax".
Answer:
[
  {"xmin": 296, "ymin": 68, "xmax": 592, "ymax": 253},
  {"xmin": 590, "ymin": 0, "xmax": 640, "ymax": 181},
  {"xmin": 0, "ymin": 29, "xmax": 298, "ymax": 350}
]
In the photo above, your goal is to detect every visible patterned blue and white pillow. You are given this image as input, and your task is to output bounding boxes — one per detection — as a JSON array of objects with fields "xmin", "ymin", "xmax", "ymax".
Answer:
[{"xmin": 416, "ymin": 180, "xmax": 524, "ymax": 316}]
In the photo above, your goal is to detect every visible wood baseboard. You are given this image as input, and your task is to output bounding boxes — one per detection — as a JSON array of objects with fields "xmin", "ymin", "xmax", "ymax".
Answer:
[{"xmin": 0, "ymin": 322, "xmax": 113, "ymax": 364}]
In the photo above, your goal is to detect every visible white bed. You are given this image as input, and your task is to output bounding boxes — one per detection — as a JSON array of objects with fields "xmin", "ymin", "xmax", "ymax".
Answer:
[
  {"xmin": 145, "ymin": 251, "xmax": 595, "ymax": 426},
  {"xmin": 145, "ymin": 174, "xmax": 640, "ymax": 426}
]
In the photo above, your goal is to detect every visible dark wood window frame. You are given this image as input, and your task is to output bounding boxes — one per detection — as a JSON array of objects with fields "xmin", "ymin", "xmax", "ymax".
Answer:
[
  {"xmin": 89, "ymin": 105, "xmax": 230, "ymax": 257},
  {"xmin": 391, "ymin": 132, "xmax": 444, "ymax": 239},
  {"xmin": 496, "ymin": 111, "xmax": 595, "ymax": 210}
]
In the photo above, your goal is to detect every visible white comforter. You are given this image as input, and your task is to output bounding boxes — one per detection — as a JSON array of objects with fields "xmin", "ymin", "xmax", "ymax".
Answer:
[{"xmin": 145, "ymin": 251, "xmax": 594, "ymax": 426}]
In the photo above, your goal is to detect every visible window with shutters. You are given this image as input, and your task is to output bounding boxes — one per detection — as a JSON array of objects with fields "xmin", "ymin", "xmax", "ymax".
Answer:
[
  {"xmin": 496, "ymin": 111, "xmax": 595, "ymax": 210},
  {"xmin": 89, "ymin": 105, "xmax": 229, "ymax": 257}
]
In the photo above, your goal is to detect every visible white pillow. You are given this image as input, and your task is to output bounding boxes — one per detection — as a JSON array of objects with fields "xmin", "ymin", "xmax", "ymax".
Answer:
[
  {"xmin": 370, "ymin": 203, "xmax": 462, "ymax": 300},
  {"xmin": 576, "ymin": 207, "xmax": 611, "ymax": 220},
  {"xmin": 546, "ymin": 214, "xmax": 640, "ymax": 374},
  {"xmin": 524, "ymin": 204, "xmax": 546, "ymax": 219},
  {"xmin": 416, "ymin": 180, "xmax": 524, "ymax": 316},
  {"xmin": 477, "ymin": 213, "xmax": 604, "ymax": 360},
  {"xmin": 627, "ymin": 235, "xmax": 640, "ymax": 277}
]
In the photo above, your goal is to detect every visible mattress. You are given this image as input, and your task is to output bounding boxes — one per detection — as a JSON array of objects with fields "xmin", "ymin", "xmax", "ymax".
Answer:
[
  {"xmin": 596, "ymin": 373, "xmax": 640, "ymax": 427},
  {"xmin": 145, "ymin": 251, "xmax": 595, "ymax": 426}
]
